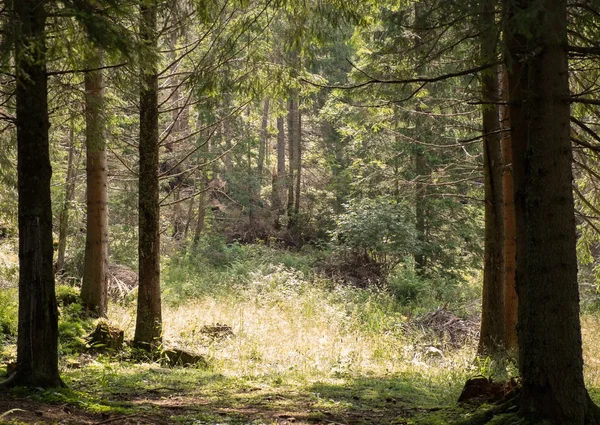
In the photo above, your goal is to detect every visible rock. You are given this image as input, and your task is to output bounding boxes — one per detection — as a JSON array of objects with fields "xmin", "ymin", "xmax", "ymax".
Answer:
[
  {"xmin": 162, "ymin": 347, "xmax": 208, "ymax": 368},
  {"xmin": 86, "ymin": 322, "xmax": 124, "ymax": 352}
]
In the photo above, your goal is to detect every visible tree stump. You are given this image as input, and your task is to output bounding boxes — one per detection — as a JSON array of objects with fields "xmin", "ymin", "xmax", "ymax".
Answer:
[
  {"xmin": 86, "ymin": 322, "xmax": 124, "ymax": 352},
  {"xmin": 162, "ymin": 347, "xmax": 208, "ymax": 368}
]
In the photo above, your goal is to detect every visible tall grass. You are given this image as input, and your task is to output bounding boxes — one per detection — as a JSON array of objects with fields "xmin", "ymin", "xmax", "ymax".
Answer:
[{"xmin": 109, "ymin": 244, "xmax": 486, "ymax": 397}]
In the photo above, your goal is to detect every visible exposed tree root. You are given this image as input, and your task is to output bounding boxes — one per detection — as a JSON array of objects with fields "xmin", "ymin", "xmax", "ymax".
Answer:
[
  {"xmin": 453, "ymin": 393, "xmax": 521, "ymax": 425},
  {"xmin": 454, "ymin": 394, "xmax": 600, "ymax": 425},
  {"xmin": 0, "ymin": 372, "xmax": 17, "ymax": 390},
  {"xmin": 0, "ymin": 370, "xmax": 65, "ymax": 390}
]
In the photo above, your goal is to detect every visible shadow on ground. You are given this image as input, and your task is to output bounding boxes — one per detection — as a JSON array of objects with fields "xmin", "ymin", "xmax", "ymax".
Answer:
[{"xmin": 0, "ymin": 365, "xmax": 477, "ymax": 424}]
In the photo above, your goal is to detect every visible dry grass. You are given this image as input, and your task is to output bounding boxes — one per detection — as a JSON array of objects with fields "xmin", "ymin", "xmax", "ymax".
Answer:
[
  {"xmin": 108, "ymin": 265, "xmax": 483, "ymax": 392},
  {"xmin": 583, "ymin": 314, "xmax": 600, "ymax": 388}
]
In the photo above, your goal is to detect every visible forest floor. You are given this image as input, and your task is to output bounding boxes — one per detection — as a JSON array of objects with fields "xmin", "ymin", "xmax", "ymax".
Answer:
[
  {"xmin": 0, "ymin": 366, "xmax": 469, "ymax": 425},
  {"xmin": 3, "ymin": 243, "xmax": 600, "ymax": 424}
]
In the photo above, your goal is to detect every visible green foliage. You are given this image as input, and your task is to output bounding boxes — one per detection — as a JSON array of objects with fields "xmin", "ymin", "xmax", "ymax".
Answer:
[
  {"xmin": 56, "ymin": 286, "xmax": 95, "ymax": 355},
  {"xmin": 0, "ymin": 288, "xmax": 17, "ymax": 339},
  {"xmin": 331, "ymin": 197, "xmax": 417, "ymax": 274}
]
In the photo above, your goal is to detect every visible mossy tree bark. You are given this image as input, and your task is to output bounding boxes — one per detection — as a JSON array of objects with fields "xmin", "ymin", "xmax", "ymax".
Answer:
[
  {"xmin": 504, "ymin": 0, "xmax": 600, "ymax": 422},
  {"xmin": 7, "ymin": 0, "xmax": 63, "ymax": 388},
  {"xmin": 478, "ymin": 0, "xmax": 505, "ymax": 354},
  {"xmin": 81, "ymin": 47, "xmax": 109, "ymax": 318},
  {"xmin": 134, "ymin": 0, "xmax": 162, "ymax": 350}
]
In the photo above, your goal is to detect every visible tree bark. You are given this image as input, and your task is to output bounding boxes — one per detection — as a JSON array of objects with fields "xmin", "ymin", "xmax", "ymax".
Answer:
[
  {"xmin": 56, "ymin": 116, "xmax": 78, "ymax": 274},
  {"xmin": 81, "ymin": 47, "xmax": 109, "ymax": 317},
  {"xmin": 413, "ymin": 2, "xmax": 428, "ymax": 274},
  {"xmin": 272, "ymin": 112, "xmax": 286, "ymax": 229},
  {"xmin": 168, "ymin": 31, "xmax": 187, "ymax": 240},
  {"xmin": 414, "ymin": 148, "xmax": 427, "ymax": 272},
  {"xmin": 504, "ymin": 0, "xmax": 600, "ymax": 422},
  {"xmin": 501, "ymin": 70, "xmax": 518, "ymax": 353},
  {"xmin": 135, "ymin": 0, "xmax": 162, "ymax": 349},
  {"xmin": 478, "ymin": 0, "xmax": 505, "ymax": 354},
  {"xmin": 7, "ymin": 0, "xmax": 62, "ymax": 388},
  {"xmin": 193, "ymin": 190, "xmax": 206, "ymax": 244},
  {"xmin": 258, "ymin": 98, "xmax": 269, "ymax": 182},
  {"xmin": 294, "ymin": 102, "xmax": 301, "ymax": 217},
  {"xmin": 286, "ymin": 96, "xmax": 296, "ymax": 222}
]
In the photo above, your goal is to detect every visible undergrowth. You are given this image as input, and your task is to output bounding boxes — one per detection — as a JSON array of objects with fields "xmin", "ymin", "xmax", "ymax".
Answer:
[{"xmin": 2, "ymin": 239, "xmax": 600, "ymax": 424}]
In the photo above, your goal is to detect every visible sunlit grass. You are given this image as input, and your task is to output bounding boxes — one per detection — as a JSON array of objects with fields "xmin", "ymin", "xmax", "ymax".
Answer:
[{"xmin": 107, "ymin": 263, "xmax": 482, "ymax": 401}]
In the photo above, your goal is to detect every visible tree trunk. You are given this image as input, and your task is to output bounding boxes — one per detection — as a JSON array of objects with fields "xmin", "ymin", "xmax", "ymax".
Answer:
[
  {"xmin": 258, "ymin": 98, "xmax": 269, "ymax": 182},
  {"xmin": 478, "ymin": 0, "xmax": 505, "ymax": 354},
  {"xmin": 413, "ymin": 2, "xmax": 428, "ymax": 274},
  {"xmin": 272, "ymin": 112, "xmax": 286, "ymax": 229},
  {"xmin": 501, "ymin": 69, "xmax": 518, "ymax": 353},
  {"xmin": 6, "ymin": 0, "xmax": 62, "ymax": 388},
  {"xmin": 56, "ymin": 116, "xmax": 78, "ymax": 274},
  {"xmin": 168, "ymin": 31, "xmax": 186, "ymax": 240},
  {"xmin": 504, "ymin": 0, "xmax": 600, "ymax": 422},
  {"xmin": 81, "ymin": 47, "xmax": 109, "ymax": 318},
  {"xmin": 135, "ymin": 0, "xmax": 162, "ymax": 350},
  {"xmin": 193, "ymin": 190, "xmax": 206, "ymax": 244},
  {"xmin": 294, "ymin": 102, "xmax": 301, "ymax": 217},
  {"xmin": 286, "ymin": 96, "xmax": 296, "ymax": 222},
  {"xmin": 414, "ymin": 149, "xmax": 427, "ymax": 272}
]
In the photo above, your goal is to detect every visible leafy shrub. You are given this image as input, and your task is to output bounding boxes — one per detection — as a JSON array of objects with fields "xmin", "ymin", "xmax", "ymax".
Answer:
[{"xmin": 0, "ymin": 288, "xmax": 17, "ymax": 338}]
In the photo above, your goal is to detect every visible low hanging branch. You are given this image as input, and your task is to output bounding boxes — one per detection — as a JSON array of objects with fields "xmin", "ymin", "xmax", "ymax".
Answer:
[{"xmin": 301, "ymin": 61, "xmax": 499, "ymax": 90}]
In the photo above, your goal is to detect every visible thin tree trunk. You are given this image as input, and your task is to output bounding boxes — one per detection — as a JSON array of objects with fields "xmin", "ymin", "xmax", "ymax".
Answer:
[
  {"xmin": 294, "ymin": 103, "xmax": 301, "ymax": 217},
  {"xmin": 287, "ymin": 96, "xmax": 296, "ymax": 221},
  {"xmin": 56, "ymin": 116, "xmax": 78, "ymax": 274},
  {"xmin": 272, "ymin": 112, "xmax": 286, "ymax": 229},
  {"xmin": 193, "ymin": 190, "xmax": 206, "ymax": 244},
  {"xmin": 81, "ymin": 48, "xmax": 109, "ymax": 317},
  {"xmin": 223, "ymin": 117, "xmax": 233, "ymax": 175},
  {"xmin": 168, "ymin": 31, "xmax": 186, "ymax": 240},
  {"xmin": 414, "ymin": 150, "xmax": 427, "ymax": 272},
  {"xmin": 5, "ymin": 0, "xmax": 62, "ymax": 388},
  {"xmin": 183, "ymin": 195, "xmax": 195, "ymax": 241},
  {"xmin": 501, "ymin": 69, "xmax": 518, "ymax": 353},
  {"xmin": 504, "ymin": 0, "xmax": 600, "ymax": 422},
  {"xmin": 413, "ymin": 2, "xmax": 428, "ymax": 274},
  {"xmin": 258, "ymin": 98, "xmax": 269, "ymax": 181},
  {"xmin": 478, "ymin": 0, "xmax": 505, "ymax": 354},
  {"xmin": 135, "ymin": 0, "xmax": 162, "ymax": 350}
]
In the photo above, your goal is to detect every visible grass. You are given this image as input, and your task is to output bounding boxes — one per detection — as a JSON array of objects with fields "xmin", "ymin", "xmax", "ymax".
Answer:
[{"xmin": 2, "ymin": 241, "xmax": 600, "ymax": 423}]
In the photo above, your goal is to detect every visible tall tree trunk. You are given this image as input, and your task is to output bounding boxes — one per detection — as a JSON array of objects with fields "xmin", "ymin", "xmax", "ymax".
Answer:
[
  {"xmin": 504, "ymin": 0, "xmax": 600, "ymax": 422},
  {"xmin": 168, "ymin": 31, "xmax": 186, "ymax": 240},
  {"xmin": 56, "ymin": 116, "xmax": 78, "ymax": 274},
  {"xmin": 414, "ymin": 149, "xmax": 427, "ymax": 272},
  {"xmin": 413, "ymin": 2, "xmax": 428, "ymax": 274},
  {"xmin": 223, "ymin": 116, "xmax": 233, "ymax": 175},
  {"xmin": 272, "ymin": 112, "xmax": 286, "ymax": 229},
  {"xmin": 294, "ymin": 102, "xmax": 301, "ymax": 217},
  {"xmin": 286, "ymin": 96, "xmax": 296, "ymax": 222},
  {"xmin": 135, "ymin": 0, "xmax": 162, "ymax": 350},
  {"xmin": 501, "ymin": 69, "xmax": 518, "ymax": 353},
  {"xmin": 258, "ymin": 98, "xmax": 269, "ymax": 181},
  {"xmin": 5, "ymin": 0, "xmax": 62, "ymax": 388},
  {"xmin": 478, "ymin": 0, "xmax": 505, "ymax": 354},
  {"xmin": 193, "ymin": 190, "xmax": 206, "ymax": 244},
  {"xmin": 81, "ymin": 48, "xmax": 109, "ymax": 317}
]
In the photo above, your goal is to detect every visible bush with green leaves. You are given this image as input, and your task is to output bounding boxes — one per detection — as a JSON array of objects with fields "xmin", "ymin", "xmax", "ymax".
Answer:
[
  {"xmin": 0, "ymin": 288, "xmax": 17, "ymax": 340},
  {"xmin": 330, "ymin": 197, "xmax": 418, "ymax": 275}
]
